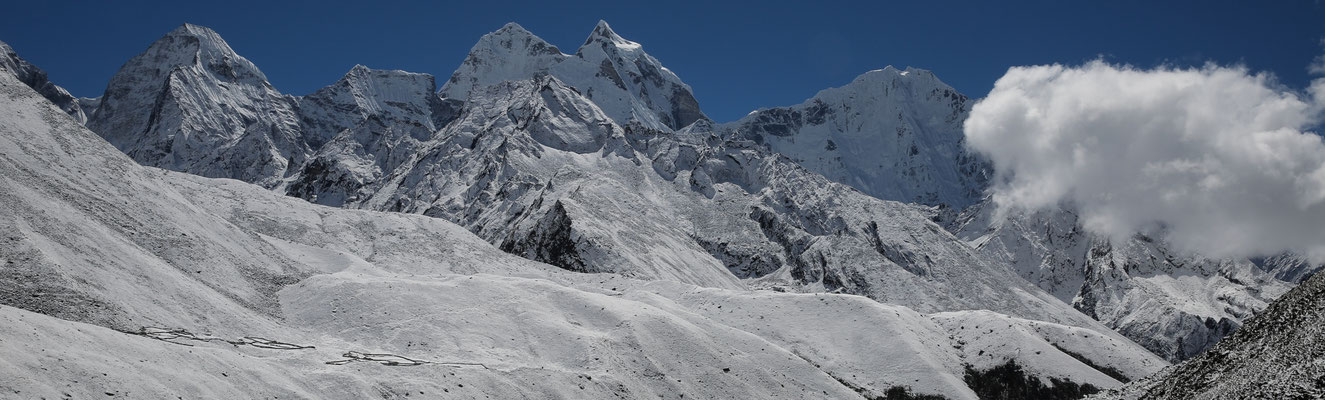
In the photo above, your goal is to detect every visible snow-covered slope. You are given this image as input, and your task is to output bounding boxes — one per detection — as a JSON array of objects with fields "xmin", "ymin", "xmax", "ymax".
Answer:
[
  {"xmin": 0, "ymin": 69, "xmax": 1166, "ymax": 399},
  {"xmin": 633, "ymin": 281, "xmax": 1164, "ymax": 396},
  {"xmin": 441, "ymin": 21, "xmax": 708, "ymax": 131},
  {"xmin": 950, "ymin": 200, "xmax": 1296, "ymax": 362},
  {"xmin": 0, "ymin": 39, "xmax": 88, "ymax": 123},
  {"xmin": 720, "ymin": 66, "xmax": 989, "ymax": 209},
  {"xmin": 170, "ymin": 166, "xmax": 1169, "ymax": 399},
  {"xmin": 0, "ymin": 75, "xmax": 316, "ymax": 334},
  {"xmin": 1092, "ymin": 259, "xmax": 1325, "ymax": 399},
  {"xmin": 86, "ymin": 23, "xmax": 306, "ymax": 188}
]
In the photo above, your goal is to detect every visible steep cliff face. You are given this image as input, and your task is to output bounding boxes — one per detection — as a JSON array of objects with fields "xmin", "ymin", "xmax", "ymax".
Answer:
[
  {"xmin": 722, "ymin": 66, "xmax": 989, "ymax": 209},
  {"xmin": 440, "ymin": 21, "xmax": 709, "ymax": 131},
  {"xmin": 86, "ymin": 24, "xmax": 306, "ymax": 187},
  {"xmin": 1253, "ymin": 253, "xmax": 1322, "ymax": 284},
  {"xmin": 438, "ymin": 23, "xmax": 568, "ymax": 102},
  {"xmin": 288, "ymin": 65, "xmax": 453, "ymax": 205}
]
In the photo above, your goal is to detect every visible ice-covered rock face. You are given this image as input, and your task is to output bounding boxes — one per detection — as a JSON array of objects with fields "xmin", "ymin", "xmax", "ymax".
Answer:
[
  {"xmin": 556, "ymin": 20, "xmax": 708, "ymax": 130},
  {"xmin": 490, "ymin": 74, "xmax": 619, "ymax": 153},
  {"xmin": 87, "ymin": 23, "xmax": 305, "ymax": 188},
  {"xmin": 439, "ymin": 23, "xmax": 567, "ymax": 102},
  {"xmin": 0, "ymin": 39, "xmax": 88, "ymax": 123},
  {"xmin": 299, "ymin": 64, "xmax": 442, "ymax": 147},
  {"xmin": 951, "ymin": 200, "xmax": 1296, "ymax": 362},
  {"xmin": 441, "ymin": 21, "xmax": 709, "ymax": 131},
  {"xmin": 1095, "ymin": 263, "xmax": 1325, "ymax": 399},
  {"xmin": 76, "ymin": 96, "xmax": 100, "ymax": 122},
  {"xmin": 1252, "ymin": 253, "xmax": 1322, "ymax": 284},
  {"xmin": 288, "ymin": 65, "xmax": 452, "ymax": 205},
  {"xmin": 723, "ymin": 66, "xmax": 990, "ymax": 209}
]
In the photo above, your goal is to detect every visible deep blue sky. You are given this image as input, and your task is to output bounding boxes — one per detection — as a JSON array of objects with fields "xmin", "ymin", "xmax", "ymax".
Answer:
[{"xmin": 2, "ymin": 0, "xmax": 1322, "ymax": 122}]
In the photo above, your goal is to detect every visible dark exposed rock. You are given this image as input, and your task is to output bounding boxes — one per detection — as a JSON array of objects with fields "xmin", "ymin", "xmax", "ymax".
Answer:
[
  {"xmin": 965, "ymin": 360, "xmax": 1100, "ymax": 400},
  {"xmin": 500, "ymin": 201, "xmax": 591, "ymax": 273}
]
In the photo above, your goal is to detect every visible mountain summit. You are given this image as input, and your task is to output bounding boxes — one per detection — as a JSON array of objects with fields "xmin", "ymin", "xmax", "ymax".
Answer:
[
  {"xmin": 722, "ymin": 65, "xmax": 989, "ymax": 209},
  {"xmin": 441, "ymin": 20, "xmax": 708, "ymax": 131},
  {"xmin": 439, "ymin": 22, "xmax": 566, "ymax": 102},
  {"xmin": 86, "ymin": 23, "xmax": 305, "ymax": 187}
]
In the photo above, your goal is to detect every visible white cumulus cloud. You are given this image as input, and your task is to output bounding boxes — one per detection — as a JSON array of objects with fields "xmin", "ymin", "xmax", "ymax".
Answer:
[{"xmin": 965, "ymin": 60, "xmax": 1325, "ymax": 262}]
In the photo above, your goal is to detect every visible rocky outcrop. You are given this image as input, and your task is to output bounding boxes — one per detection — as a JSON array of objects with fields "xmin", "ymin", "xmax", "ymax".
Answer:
[{"xmin": 0, "ymin": 39, "xmax": 88, "ymax": 123}]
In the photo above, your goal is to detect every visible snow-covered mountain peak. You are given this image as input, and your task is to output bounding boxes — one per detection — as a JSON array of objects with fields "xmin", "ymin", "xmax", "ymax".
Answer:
[
  {"xmin": 87, "ymin": 23, "xmax": 304, "ymax": 188},
  {"xmin": 868, "ymin": 65, "xmax": 901, "ymax": 74},
  {"xmin": 329, "ymin": 64, "xmax": 437, "ymax": 110},
  {"xmin": 439, "ymin": 22, "xmax": 566, "ymax": 101},
  {"xmin": 583, "ymin": 20, "xmax": 639, "ymax": 50},
  {"xmin": 480, "ymin": 22, "xmax": 561, "ymax": 55},
  {"xmin": 287, "ymin": 63, "xmax": 447, "ymax": 204},
  {"xmin": 1, "ymin": 54, "xmax": 1172, "ymax": 399},
  {"xmin": 817, "ymin": 65, "xmax": 951, "ymax": 101},
  {"xmin": 297, "ymin": 64, "xmax": 439, "ymax": 144},
  {"xmin": 725, "ymin": 67, "xmax": 988, "ymax": 208},
  {"xmin": 154, "ymin": 23, "xmax": 269, "ymax": 85},
  {"xmin": 438, "ymin": 21, "xmax": 706, "ymax": 131},
  {"xmin": 172, "ymin": 22, "xmax": 213, "ymax": 35},
  {"xmin": 564, "ymin": 21, "xmax": 707, "ymax": 130}
]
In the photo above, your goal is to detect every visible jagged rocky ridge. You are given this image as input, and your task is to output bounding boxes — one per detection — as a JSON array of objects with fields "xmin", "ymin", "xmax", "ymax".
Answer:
[
  {"xmin": 441, "ymin": 21, "xmax": 707, "ymax": 131},
  {"xmin": 289, "ymin": 64, "xmax": 457, "ymax": 205},
  {"xmin": 0, "ymin": 64, "xmax": 1169, "ymax": 399},
  {"xmin": 0, "ymin": 39, "xmax": 89, "ymax": 123},
  {"xmin": 66, "ymin": 20, "xmax": 1319, "ymax": 369},
  {"xmin": 1091, "ymin": 256, "xmax": 1325, "ymax": 399},
  {"xmin": 948, "ymin": 202, "xmax": 1297, "ymax": 362}
]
